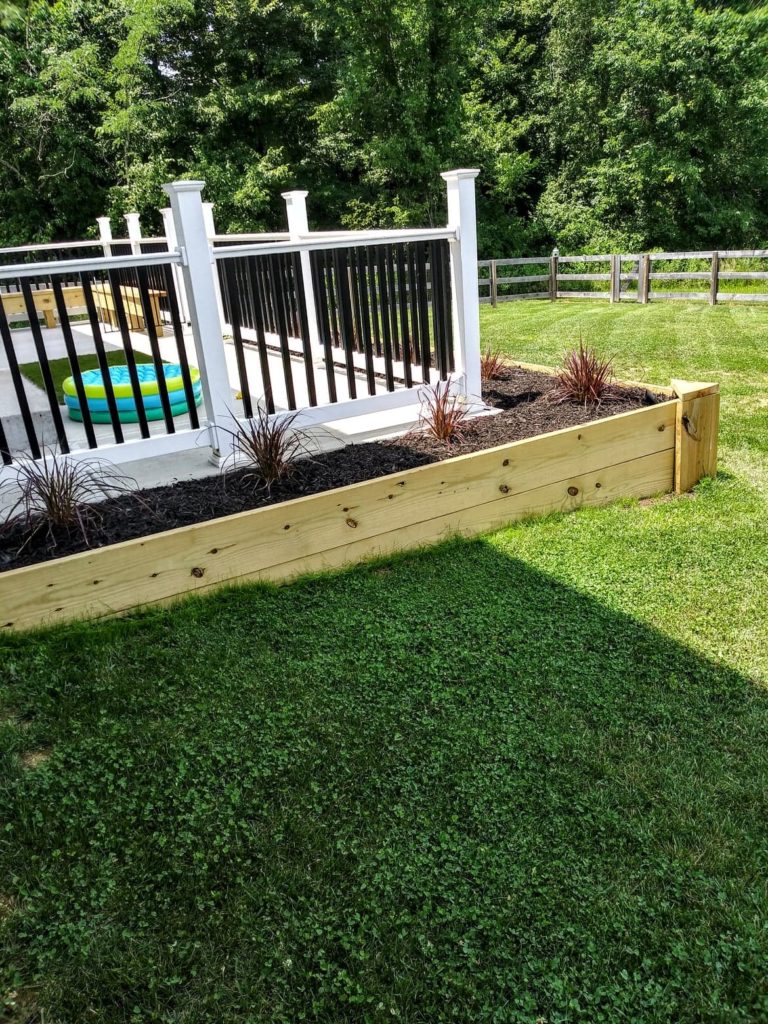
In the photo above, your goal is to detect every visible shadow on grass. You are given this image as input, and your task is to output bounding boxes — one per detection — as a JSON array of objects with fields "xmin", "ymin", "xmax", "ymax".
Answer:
[{"xmin": 1, "ymin": 538, "xmax": 767, "ymax": 1023}]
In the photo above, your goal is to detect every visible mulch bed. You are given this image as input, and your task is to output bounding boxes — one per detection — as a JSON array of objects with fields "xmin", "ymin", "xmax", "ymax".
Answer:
[{"xmin": 0, "ymin": 367, "xmax": 665, "ymax": 572}]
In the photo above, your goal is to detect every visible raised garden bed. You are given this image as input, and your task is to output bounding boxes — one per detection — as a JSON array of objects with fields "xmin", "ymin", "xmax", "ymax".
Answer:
[{"xmin": 0, "ymin": 366, "xmax": 719, "ymax": 632}]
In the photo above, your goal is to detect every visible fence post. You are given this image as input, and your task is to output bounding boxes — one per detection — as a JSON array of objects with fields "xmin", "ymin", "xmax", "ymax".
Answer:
[
  {"xmin": 200, "ymin": 202, "xmax": 227, "ymax": 332},
  {"xmin": 124, "ymin": 213, "xmax": 142, "ymax": 256},
  {"xmin": 96, "ymin": 217, "xmax": 113, "ymax": 258},
  {"xmin": 441, "ymin": 168, "xmax": 482, "ymax": 400},
  {"xmin": 638, "ymin": 253, "xmax": 650, "ymax": 304},
  {"xmin": 161, "ymin": 206, "xmax": 191, "ymax": 324},
  {"xmin": 709, "ymin": 252, "xmax": 719, "ymax": 305},
  {"xmin": 610, "ymin": 254, "xmax": 621, "ymax": 303},
  {"xmin": 162, "ymin": 181, "xmax": 236, "ymax": 462},
  {"xmin": 490, "ymin": 259, "xmax": 498, "ymax": 307},
  {"xmin": 549, "ymin": 247, "xmax": 559, "ymax": 301},
  {"xmin": 282, "ymin": 190, "xmax": 323, "ymax": 359}
]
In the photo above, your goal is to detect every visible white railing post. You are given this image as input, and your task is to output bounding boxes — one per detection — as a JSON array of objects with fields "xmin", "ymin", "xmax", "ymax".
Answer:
[
  {"xmin": 124, "ymin": 212, "xmax": 142, "ymax": 256},
  {"xmin": 97, "ymin": 216, "xmax": 113, "ymax": 258},
  {"xmin": 282, "ymin": 190, "xmax": 323, "ymax": 360},
  {"xmin": 441, "ymin": 168, "xmax": 482, "ymax": 400},
  {"xmin": 163, "ymin": 181, "xmax": 236, "ymax": 462},
  {"xmin": 161, "ymin": 206, "xmax": 191, "ymax": 324},
  {"xmin": 201, "ymin": 202, "xmax": 227, "ymax": 332}
]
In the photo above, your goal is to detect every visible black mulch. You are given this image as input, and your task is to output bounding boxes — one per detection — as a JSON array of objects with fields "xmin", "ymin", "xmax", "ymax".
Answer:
[{"xmin": 0, "ymin": 368, "xmax": 666, "ymax": 571}]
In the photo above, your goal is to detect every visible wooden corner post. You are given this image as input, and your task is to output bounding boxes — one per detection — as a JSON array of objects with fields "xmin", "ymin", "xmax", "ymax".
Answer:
[
  {"xmin": 163, "ymin": 180, "xmax": 236, "ymax": 462},
  {"xmin": 671, "ymin": 379, "xmax": 720, "ymax": 493},
  {"xmin": 441, "ymin": 168, "xmax": 482, "ymax": 400}
]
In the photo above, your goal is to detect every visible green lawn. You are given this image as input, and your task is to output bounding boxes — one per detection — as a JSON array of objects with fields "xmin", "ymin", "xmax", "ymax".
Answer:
[
  {"xmin": 19, "ymin": 350, "xmax": 154, "ymax": 403},
  {"xmin": 2, "ymin": 300, "xmax": 767, "ymax": 1022}
]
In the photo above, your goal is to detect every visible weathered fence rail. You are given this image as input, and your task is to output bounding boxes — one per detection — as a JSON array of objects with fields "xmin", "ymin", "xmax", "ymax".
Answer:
[{"xmin": 479, "ymin": 249, "xmax": 768, "ymax": 305}]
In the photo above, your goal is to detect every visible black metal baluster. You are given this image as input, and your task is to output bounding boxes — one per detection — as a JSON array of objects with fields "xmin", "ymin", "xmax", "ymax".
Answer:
[
  {"xmin": 136, "ymin": 266, "xmax": 175, "ymax": 433},
  {"xmin": 415, "ymin": 244, "xmax": 431, "ymax": 384},
  {"xmin": 267, "ymin": 253, "xmax": 296, "ymax": 410},
  {"xmin": 325, "ymin": 249, "xmax": 341, "ymax": 350},
  {"xmin": 0, "ymin": 416, "xmax": 10, "ymax": 465},
  {"xmin": 406, "ymin": 245, "xmax": 423, "ymax": 373},
  {"xmin": 80, "ymin": 275, "xmax": 125, "ymax": 444},
  {"xmin": 395, "ymin": 245, "xmax": 413, "ymax": 388},
  {"xmin": 310, "ymin": 250, "xmax": 337, "ymax": 403},
  {"xmin": 441, "ymin": 242, "xmax": 455, "ymax": 373},
  {"xmin": 332, "ymin": 248, "xmax": 357, "ymax": 400},
  {"xmin": 104, "ymin": 270, "xmax": 150, "ymax": 439},
  {"xmin": 19, "ymin": 279, "xmax": 69, "ymax": 453},
  {"xmin": 366, "ymin": 247, "xmax": 382, "ymax": 357},
  {"xmin": 0, "ymin": 296, "xmax": 41, "ymax": 458},
  {"xmin": 222, "ymin": 259, "xmax": 253, "ymax": 419},
  {"xmin": 353, "ymin": 247, "xmax": 377, "ymax": 396},
  {"xmin": 248, "ymin": 257, "xmax": 275, "ymax": 414},
  {"xmin": 290, "ymin": 250, "xmax": 317, "ymax": 407},
  {"xmin": 51, "ymin": 278, "xmax": 97, "ymax": 449},
  {"xmin": 375, "ymin": 247, "xmax": 396, "ymax": 391},
  {"xmin": 429, "ymin": 241, "xmax": 446, "ymax": 381},
  {"xmin": 161, "ymin": 264, "xmax": 200, "ymax": 430},
  {"xmin": 386, "ymin": 245, "xmax": 401, "ymax": 362}
]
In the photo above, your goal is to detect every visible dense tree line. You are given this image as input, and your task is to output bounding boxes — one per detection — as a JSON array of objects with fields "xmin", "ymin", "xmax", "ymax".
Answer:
[{"xmin": 1, "ymin": 0, "xmax": 767, "ymax": 255}]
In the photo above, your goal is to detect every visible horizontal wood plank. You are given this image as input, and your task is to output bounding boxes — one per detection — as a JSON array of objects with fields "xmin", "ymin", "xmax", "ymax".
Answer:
[{"xmin": 0, "ymin": 403, "xmax": 677, "ymax": 631}]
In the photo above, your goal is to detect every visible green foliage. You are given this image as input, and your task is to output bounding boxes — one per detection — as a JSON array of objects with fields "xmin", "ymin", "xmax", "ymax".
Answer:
[{"xmin": 1, "ymin": 0, "xmax": 766, "ymax": 253}]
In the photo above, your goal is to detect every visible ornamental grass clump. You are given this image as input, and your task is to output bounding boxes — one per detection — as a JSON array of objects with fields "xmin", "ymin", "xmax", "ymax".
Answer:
[
  {"xmin": 0, "ymin": 451, "xmax": 138, "ymax": 551},
  {"xmin": 418, "ymin": 381, "xmax": 470, "ymax": 442},
  {"xmin": 553, "ymin": 342, "xmax": 614, "ymax": 406},
  {"xmin": 222, "ymin": 404, "xmax": 314, "ymax": 491},
  {"xmin": 480, "ymin": 345, "xmax": 506, "ymax": 382}
]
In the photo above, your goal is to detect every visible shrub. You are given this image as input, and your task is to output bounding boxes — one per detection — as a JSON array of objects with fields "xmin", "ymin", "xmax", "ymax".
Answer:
[
  {"xmin": 553, "ymin": 342, "xmax": 614, "ymax": 406},
  {"xmin": 480, "ymin": 345, "xmax": 506, "ymax": 382},
  {"xmin": 418, "ymin": 381, "xmax": 470, "ymax": 442},
  {"xmin": 222, "ymin": 404, "xmax": 313, "ymax": 491},
  {"xmin": 0, "ymin": 451, "xmax": 138, "ymax": 550}
]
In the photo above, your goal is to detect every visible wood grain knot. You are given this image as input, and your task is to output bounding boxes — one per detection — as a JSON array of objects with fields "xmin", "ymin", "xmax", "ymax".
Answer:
[
  {"xmin": 191, "ymin": 567, "xmax": 205, "ymax": 578},
  {"xmin": 502, "ymin": 458, "xmax": 510, "ymax": 467},
  {"xmin": 658, "ymin": 424, "xmax": 665, "ymax": 432},
  {"xmin": 346, "ymin": 518, "xmax": 358, "ymax": 529},
  {"xmin": 682, "ymin": 414, "xmax": 699, "ymax": 440},
  {"xmin": 567, "ymin": 486, "xmax": 579, "ymax": 496},
  {"xmin": 499, "ymin": 484, "xmax": 510, "ymax": 494}
]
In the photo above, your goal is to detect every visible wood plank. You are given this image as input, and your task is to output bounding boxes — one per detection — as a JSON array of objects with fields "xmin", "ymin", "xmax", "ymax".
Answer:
[
  {"xmin": 192, "ymin": 449, "xmax": 676, "ymax": 598},
  {"xmin": 0, "ymin": 403, "xmax": 677, "ymax": 631},
  {"xmin": 498, "ymin": 274, "xmax": 550, "ymax": 284},
  {"xmin": 556, "ymin": 291, "xmax": 610, "ymax": 299},
  {"xmin": 556, "ymin": 273, "xmax": 610, "ymax": 282},
  {"xmin": 0, "ymin": 446, "xmax": 675, "ymax": 632},
  {"xmin": 649, "ymin": 272, "xmax": 710, "ymax": 280},
  {"xmin": 715, "ymin": 292, "xmax": 768, "ymax": 302},
  {"xmin": 672, "ymin": 383, "xmax": 719, "ymax": 493},
  {"xmin": 557, "ymin": 255, "xmax": 610, "ymax": 264},
  {"xmin": 648, "ymin": 291, "xmax": 710, "ymax": 301},
  {"xmin": 718, "ymin": 271, "xmax": 768, "ymax": 280}
]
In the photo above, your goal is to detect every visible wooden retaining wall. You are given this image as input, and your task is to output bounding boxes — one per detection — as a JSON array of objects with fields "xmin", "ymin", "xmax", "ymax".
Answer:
[{"xmin": 0, "ymin": 380, "xmax": 719, "ymax": 633}]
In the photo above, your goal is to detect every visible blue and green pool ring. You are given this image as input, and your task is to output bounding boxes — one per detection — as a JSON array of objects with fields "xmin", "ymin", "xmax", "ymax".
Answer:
[{"xmin": 63, "ymin": 363, "xmax": 203, "ymax": 424}]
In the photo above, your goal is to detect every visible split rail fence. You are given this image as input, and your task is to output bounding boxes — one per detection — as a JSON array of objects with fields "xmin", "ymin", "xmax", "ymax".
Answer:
[{"xmin": 479, "ymin": 249, "xmax": 768, "ymax": 305}]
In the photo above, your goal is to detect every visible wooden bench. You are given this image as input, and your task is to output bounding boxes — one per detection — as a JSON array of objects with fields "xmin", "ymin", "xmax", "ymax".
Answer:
[{"xmin": 1, "ymin": 284, "xmax": 165, "ymax": 332}]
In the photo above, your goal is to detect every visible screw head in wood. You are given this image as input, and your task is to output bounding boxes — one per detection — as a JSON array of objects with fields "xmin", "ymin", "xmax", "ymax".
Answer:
[{"xmin": 567, "ymin": 486, "xmax": 579, "ymax": 496}]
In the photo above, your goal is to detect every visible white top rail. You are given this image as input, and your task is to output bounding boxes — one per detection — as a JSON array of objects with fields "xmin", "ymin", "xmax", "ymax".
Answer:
[
  {"xmin": 212, "ymin": 227, "xmax": 457, "ymax": 261},
  {"xmin": 211, "ymin": 232, "xmax": 291, "ymax": 243},
  {"xmin": 0, "ymin": 249, "xmax": 183, "ymax": 281},
  {"xmin": 0, "ymin": 239, "xmax": 104, "ymax": 256}
]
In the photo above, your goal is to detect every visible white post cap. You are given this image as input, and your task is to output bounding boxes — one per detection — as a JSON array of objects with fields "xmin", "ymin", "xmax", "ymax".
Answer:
[
  {"xmin": 281, "ymin": 190, "xmax": 309, "ymax": 202},
  {"xmin": 440, "ymin": 168, "xmax": 481, "ymax": 181},
  {"xmin": 162, "ymin": 180, "xmax": 206, "ymax": 196}
]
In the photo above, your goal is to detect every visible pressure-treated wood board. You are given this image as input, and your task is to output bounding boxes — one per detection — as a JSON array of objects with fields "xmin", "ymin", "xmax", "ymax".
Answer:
[
  {"xmin": 0, "ymin": 399, "xmax": 679, "ymax": 632},
  {"xmin": 672, "ymin": 381, "xmax": 719, "ymax": 493}
]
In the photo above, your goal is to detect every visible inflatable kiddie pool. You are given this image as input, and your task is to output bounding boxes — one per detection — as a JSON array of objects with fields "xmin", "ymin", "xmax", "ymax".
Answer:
[{"xmin": 63, "ymin": 363, "xmax": 202, "ymax": 423}]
